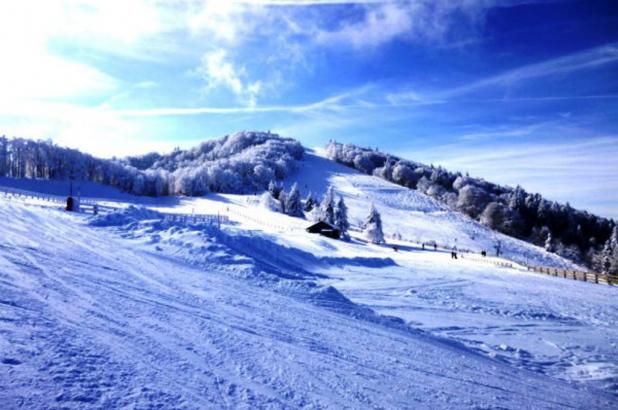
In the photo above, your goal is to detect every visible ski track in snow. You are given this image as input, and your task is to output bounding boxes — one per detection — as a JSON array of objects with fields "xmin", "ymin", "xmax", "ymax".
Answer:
[{"xmin": 1, "ymin": 152, "xmax": 617, "ymax": 409}]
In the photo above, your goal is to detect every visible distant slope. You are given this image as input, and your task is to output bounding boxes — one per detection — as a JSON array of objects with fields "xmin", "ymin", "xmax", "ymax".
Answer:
[
  {"xmin": 323, "ymin": 141, "xmax": 615, "ymax": 271},
  {"xmin": 286, "ymin": 151, "xmax": 577, "ymax": 269}
]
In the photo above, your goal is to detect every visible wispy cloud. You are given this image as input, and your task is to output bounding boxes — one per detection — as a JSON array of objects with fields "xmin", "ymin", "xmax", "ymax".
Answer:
[
  {"xmin": 385, "ymin": 43, "xmax": 618, "ymax": 105},
  {"xmin": 314, "ymin": 1, "xmax": 492, "ymax": 48},
  {"xmin": 115, "ymin": 86, "xmax": 370, "ymax": 117},
  {"xmin": 447, "ymin": 43, "xmax": 618, "ymax": 98},
  {"xmin": 195, "ymin": 49, "xmax": 262, "ymax": 108}
]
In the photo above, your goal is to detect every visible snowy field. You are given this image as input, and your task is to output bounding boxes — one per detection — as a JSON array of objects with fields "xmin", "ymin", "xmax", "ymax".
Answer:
[{"xmin": 1, "ymin": 152, "xmax": 617, "ymax": 408}]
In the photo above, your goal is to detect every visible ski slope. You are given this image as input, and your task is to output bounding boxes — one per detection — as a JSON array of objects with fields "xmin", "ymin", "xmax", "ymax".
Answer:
[
  {"xmin": 1, "ymin": 152, "xmax": 617, "ymax": 408},
  {"xmin": 1, "ymin": 200, "xmax": 615, "ymax": 409}
]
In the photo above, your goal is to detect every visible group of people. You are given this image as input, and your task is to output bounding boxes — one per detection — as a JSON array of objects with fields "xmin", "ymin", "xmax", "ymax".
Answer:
[
  {"xmin": 393, "ymin": 239, "xmax": 491, "ymax": 261},
  {"xmin": 421, "ymin": 243, "xmax": 438, "ymax": 251}
]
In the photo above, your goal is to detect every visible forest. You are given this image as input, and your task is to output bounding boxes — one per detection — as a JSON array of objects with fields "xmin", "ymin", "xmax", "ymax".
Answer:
[{"xmin": 0, "ymin": 132, "xmax": 303, "ymax": 197}]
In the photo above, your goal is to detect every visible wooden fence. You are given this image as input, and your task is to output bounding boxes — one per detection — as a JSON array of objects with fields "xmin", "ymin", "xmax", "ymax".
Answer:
[
  {"xmin": 526, "ymin": 265, "xmax": 617, "ymax": 286},
  {"xmin": 1, "ymin": 188, "xmax": 229, "ymax": 226},
  {"xmin": 463, "ymin": 253, "xmax": 514, "ymax": 269}
]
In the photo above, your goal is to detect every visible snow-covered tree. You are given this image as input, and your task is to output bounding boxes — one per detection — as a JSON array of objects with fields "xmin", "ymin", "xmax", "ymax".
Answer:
[
  {"xmin": 333, "ymin": 195, "xmax": 349, "ymax": 236},
  {"xmin": 363, "ymin": 205, "xmax": 384, "ymax": 244},
  {"xmin": 303, "ymin": 192, "xmax": 315, "ymax": 212},
  {"xmin": 544, "ymin": 232, "xmax": 554, "ymax": 252},
  {"xmin": 268, "ymin": 180, "xmax": 281, "ymax": 198},
  {"xmin": 600, "ymin": 226, "xmax": 618, "ymax": 274},
  {"xmin": 285, "ymin": 183, "xmax": 303, "ymax": 217},
  {"xmin": 457, "ymin": 185, "xmax": 490, "ymax": 218},
  {"xmin": 319, "ymin": 186, "xmax": 336, "ymax": 225},
  {"xmin": 260, "ymin": 191, "xmax": 281, "ymax": 212},
  {"xmin": 278, "ymin": 189, "xmax": 287, "ymax": 214}
]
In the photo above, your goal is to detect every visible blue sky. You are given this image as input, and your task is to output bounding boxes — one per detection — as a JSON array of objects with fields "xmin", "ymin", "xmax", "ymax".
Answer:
[{"xmin": 0, "ymin": 0, "xmax": 617, "ymax": 217}]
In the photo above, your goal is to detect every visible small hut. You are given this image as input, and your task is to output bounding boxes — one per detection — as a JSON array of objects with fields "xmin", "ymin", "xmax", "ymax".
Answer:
[{"xmin": 306, "ymin": 221, "xmax": 340, "ymax": 239}]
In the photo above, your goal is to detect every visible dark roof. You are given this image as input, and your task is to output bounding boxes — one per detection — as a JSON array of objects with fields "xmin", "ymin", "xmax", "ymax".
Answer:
[
  {"xmin": 306, "ymin": 221, "xmax": 336, "ymax": 232},
  {"xmin": 306, "ymin": 221, "xmax": 341, "ymax": 239}
]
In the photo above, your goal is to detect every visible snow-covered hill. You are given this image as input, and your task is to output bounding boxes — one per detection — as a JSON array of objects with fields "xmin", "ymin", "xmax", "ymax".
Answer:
[{"xmin": 1, "ymin": 151, "xmax": 617, "ymax": 408}]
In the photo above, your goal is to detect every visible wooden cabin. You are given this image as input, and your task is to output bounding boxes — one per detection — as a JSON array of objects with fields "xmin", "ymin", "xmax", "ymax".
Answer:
[{"xmin": 306, "ymin": 221, "xmax": 340, "ymax": 239}]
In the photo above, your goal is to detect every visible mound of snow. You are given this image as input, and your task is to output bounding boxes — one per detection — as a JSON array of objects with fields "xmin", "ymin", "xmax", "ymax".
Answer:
[{"xmin": 89, "ymin": 205, "xmax": 163, "ymax": 227}]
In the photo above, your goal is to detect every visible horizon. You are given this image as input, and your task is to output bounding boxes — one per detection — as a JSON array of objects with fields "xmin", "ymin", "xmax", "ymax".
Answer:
[{"xmin": 0, "ymin": 0, "xmax": 616, "ymax": 218}]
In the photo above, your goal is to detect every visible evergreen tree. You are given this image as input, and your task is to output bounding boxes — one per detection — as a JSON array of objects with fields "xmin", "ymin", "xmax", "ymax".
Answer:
[
  {"xmin": 303, "ymin": 192, "xmax": 315, "ymax": 212},
  {"xmin": 285, "ymin": 183, "xmax": 303, "ymax": 217},
  {"xmin": 319, "ymin": 185, "xmax": 336, "ymax": 225},
  {"xmin": 363, "ymin": 205, "xmax": 384, "ymax": 244},
  {"xmin": 333, "ymin": 195, "xmax": 349, "ymax": 236},
  {"xmin": 278, "ymin": 189, "xmax": 287, "ymax": 214},
  {"xmin": 260, "ymin": 191, "xmax": 281, "ymax": 212},
  {"xmin": 268, "ymin": 180, "xmax": 281, "ymax": 198}
]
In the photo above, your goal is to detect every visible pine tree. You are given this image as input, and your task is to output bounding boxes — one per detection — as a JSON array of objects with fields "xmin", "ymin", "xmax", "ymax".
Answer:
[
  {"xmin": 268, "ymin": 180, "xmax": 281, "ymax": 198},
  {"xmin": 319, "ymin": 185, "xmax": 336, "ymax": 225},
  {"xmin": 278, "ymin": 189, "xmax": 287, "ymax": 214},
  {"xmin": 333, "ymin": 195, "xmax": 349, "ymax": 236},
  {"xmin": 303, "ymin": 192, "xmax": 315, "ymax": 212},
  {"xmin": 285, "ymin": 183, "xmax": 303, "ymax": 217},
  {"xmin": 363, "ymin": 205, "xmax": 384, "ymax": 244}
]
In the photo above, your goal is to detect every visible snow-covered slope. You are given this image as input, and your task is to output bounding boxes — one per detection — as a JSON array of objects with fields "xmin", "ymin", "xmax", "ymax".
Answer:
[
  {"xmin": 288, "ymin": 151, "xmax": 578, "ymax": 269},
  {"xmin": 1, "ymin": 151, "xmax": 617, "ymax": 407},
  {"xmin": 1, "ymin": 201, "xmax": 615, "ymax": 409}
]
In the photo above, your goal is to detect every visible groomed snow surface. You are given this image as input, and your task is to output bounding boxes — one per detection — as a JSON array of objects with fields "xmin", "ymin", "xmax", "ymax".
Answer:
[{"xmin": 1, "ymin": 152, "xmax": 616, "ymax": 409}]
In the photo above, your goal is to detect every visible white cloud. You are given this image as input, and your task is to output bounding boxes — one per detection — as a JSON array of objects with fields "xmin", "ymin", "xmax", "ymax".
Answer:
[
  {"xmin": 197, "ymin": 49, "xmax": 262, "ymax": 107},
  {"xmin": 115, "ymin": 85, "xmax": 372, "ymax": 117},
  {"xmin": 314, "ymin": 1, "xmax": 493, "ymax": 49}
]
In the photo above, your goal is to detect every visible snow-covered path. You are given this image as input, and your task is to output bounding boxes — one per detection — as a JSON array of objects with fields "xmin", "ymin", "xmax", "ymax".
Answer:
[{"xmin": 1, "ymin": 201, "xmax": 615, "ymax": 409}]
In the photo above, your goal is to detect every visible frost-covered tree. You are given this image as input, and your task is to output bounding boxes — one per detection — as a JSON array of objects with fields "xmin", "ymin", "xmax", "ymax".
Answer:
[
  {"xmin": 319, "ymin": 185, "xmax": 336, "ymax": 225},
  {"xmin": 0, "ymin": 131, "xmax": 304, "ymax": 197},
  {"xmin": 268, "ymin": 180, "xmax": 281, "ymax": 198},
  {"xmin": 599, "ymin": 226, "xmax": 618, "ymax": 274},
  {"xmin": 457, "ymin": 185, "xmax": 490, "ymax": 218},
  {"xmin": 0, "ymin": 136, "xmax": 8, "ymax": 177},
  {"xmin": 278, "ymin": 189, "xmax": 287, "ymax": 214},
  {"xmin": 363, "ymin": 205, "xmax": 384, "ymax": 244},
  {"xmin": 132, "ymin": 174, "xmax": 145, "ymax": 195},
  {"xmin": 260, "ymin": 191, "xmax": 281, "ymax": 212},
  {"xmin": 544, "ymin": 232, "xmax": 554, "ymax": 252},
  {"xmin": 303, "ymin": 192, "xmax": 315, "ymax": 212},
  {"xmin": 333, "ymin": 195, "xmax": 349, "ymax": 236},
  {"xmin": 285, "ymin": 183, "xmax": 303, "ymax": 217}
]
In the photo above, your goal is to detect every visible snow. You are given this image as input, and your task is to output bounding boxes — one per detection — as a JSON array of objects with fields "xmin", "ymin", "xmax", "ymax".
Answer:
[{"xmin": 1, "ymin": 152, "xmax": 617, "ymax": 408}]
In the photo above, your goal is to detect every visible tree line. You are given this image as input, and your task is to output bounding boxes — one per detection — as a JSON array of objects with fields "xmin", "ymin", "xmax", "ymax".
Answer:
[
  {"xmin": 0, "ymin": 132, "xmax": 303, "ymax": 197},
  {"xmin": 325, "ymin": 141, "xmax": 617, "ymax": 273}
]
